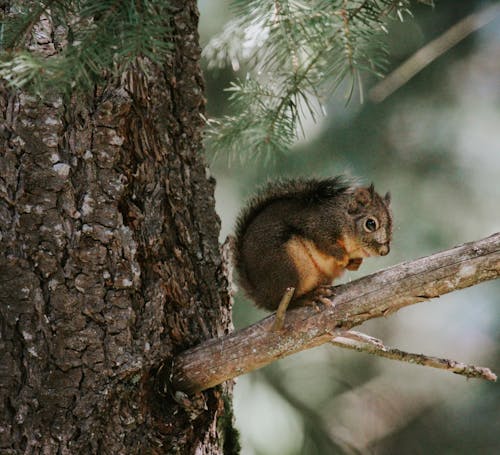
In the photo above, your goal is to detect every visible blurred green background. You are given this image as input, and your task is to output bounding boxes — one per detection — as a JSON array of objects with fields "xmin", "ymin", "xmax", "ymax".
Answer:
[{"xmin": 199, "ymin": 1, "xmax": 500, "ymax": 453}]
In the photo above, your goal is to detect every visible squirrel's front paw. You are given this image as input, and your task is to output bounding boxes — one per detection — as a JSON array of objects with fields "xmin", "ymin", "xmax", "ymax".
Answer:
[{"xmin": 346, "ymin": 257, "xmax": 363, "ymax": 271}]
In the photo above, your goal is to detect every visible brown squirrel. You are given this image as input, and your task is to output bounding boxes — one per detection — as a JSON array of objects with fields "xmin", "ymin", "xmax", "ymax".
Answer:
[{"xmin": 233, "ymin": 177, "xmax": 392, "ymax": 311}]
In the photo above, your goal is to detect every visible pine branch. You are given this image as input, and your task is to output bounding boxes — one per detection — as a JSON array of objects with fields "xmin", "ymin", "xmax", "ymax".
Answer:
[
  {"xmin": 0, "ymin": 0, "xmax": 173, "ymax": 93},
  {"xmin": 171, "ymin": 233, "xmax": 500, "ymax": 394},
  {"xmin": 204, "ymin": 0, "xmax": 417, "ymax": 160}
]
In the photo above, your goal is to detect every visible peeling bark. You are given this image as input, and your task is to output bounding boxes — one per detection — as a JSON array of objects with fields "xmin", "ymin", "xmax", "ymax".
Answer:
[{"xmin": 0, "ymin": 2, "xmax": 235, "ymax": 454}]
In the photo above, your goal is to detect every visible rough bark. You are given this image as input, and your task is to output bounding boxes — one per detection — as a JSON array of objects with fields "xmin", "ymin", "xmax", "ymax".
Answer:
[
  {"xmin": 0, "ymin": 2, "xmax": 236, "ymax": 454},
  {"xmin": 172, "ymin": 233, "xmax": 500, "ymax": 394}
]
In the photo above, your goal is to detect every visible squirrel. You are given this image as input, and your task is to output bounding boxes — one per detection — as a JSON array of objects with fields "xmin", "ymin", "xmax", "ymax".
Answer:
[{"xmin": 233, "ymin": 176, "xmax": 392, "ymax": 311}]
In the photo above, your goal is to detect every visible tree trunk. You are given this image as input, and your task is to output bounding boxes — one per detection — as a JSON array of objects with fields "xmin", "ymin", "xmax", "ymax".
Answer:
[{"xmin": 0, "ymin": 2, "xmax": 236, "ymax": 454}]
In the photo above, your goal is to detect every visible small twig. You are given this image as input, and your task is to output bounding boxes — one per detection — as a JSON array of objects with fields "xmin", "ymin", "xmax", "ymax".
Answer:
[
  {"xmin": 369, "ymin": 4, "xmax": 500, "ymax": 102},
  {"xmin": 331, "ymin": 330, "xmax": 497, "ymax": 382},
  {"xmin": 272, "ymin": 287, "xmax": 295, "ymax": 332}
]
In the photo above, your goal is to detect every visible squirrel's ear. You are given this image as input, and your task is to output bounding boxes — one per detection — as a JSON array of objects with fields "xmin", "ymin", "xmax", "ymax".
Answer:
[
  {"xmin": 348, "ymin": 187, "xmax": 371, "ymax": 213},
  {"xmin": 384, "ymin": 191, "xmax": 391, "ymax": 205}
]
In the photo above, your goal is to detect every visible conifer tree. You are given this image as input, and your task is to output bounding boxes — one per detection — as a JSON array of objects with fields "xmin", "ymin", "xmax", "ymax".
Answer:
[
  {"xmin": 203, "ymin": 0, "xmax": 418, "ymax": 160},
  {"xmin": 1, "ymin": 1, "xmax": 235, "ymax": 453},
  {"xmin": 0, "ymin": 1, "xmax": 431, "ymax": 453}
]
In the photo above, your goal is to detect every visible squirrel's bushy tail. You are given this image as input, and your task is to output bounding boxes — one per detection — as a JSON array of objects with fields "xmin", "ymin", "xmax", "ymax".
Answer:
[{"xmin": 233, "ymin": 176, "xmax": 353, "ymax": 298}]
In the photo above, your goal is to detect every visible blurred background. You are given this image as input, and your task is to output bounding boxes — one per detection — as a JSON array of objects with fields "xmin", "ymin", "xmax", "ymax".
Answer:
[{"xmin": 198, "ymin": 1, "xmax": 500, "ymax": 453}]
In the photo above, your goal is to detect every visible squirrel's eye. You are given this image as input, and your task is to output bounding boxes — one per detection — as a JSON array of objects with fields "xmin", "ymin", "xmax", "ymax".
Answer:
[{"xmin": 364, "ymin": 218, "xmax": 378, "ymax": 232}]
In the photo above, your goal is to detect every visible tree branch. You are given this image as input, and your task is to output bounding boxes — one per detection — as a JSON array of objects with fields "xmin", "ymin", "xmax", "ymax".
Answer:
[
  {"xmin": 369, "ymin": 4, "xmax": 500, "ymax": 102},
  {"xmin": 330, "ymin": 330, "xmax": 497, "ymax": 381},
  {"xmin": 171, "ymin": 233, "xmax": 500, "ymax": 393}
]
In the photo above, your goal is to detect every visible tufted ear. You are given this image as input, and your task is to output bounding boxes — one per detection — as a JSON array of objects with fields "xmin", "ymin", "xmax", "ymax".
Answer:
[
  {"xmin": 348, "ymin": 187, "xmax": 371, "ymax": 213},
  {"xmin": 384, "ymin": 191, "xmax": 391, "ymax": 205}
]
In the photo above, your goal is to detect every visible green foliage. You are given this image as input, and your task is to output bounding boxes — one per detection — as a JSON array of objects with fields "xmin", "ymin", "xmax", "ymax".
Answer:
[
  {"xmin": 0, "ymin": 0, "xmax": 172, "ymax": 94},
  {"xmin": 204, "ymin": 0, "xmax": 417, "ymax": 161}
]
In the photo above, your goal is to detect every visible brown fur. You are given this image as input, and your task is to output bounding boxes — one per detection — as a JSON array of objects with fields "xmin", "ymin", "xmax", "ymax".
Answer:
[
  {"xmin": 285, "ymin": 236, "xmax": 345, "ymax": 296},
  {"xmin": 234, "ymin": 177, "xmax": 392, "ymax": 311}
]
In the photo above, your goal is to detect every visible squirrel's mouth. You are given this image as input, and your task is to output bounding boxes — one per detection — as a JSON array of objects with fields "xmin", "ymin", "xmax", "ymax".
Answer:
[
  {"xmin": 344, "ymin": 236, "xmax": 390, "ymax": 259},
  {"xmin": 355, "ymin": 243, "xmax": 390, "ymax": 257}
]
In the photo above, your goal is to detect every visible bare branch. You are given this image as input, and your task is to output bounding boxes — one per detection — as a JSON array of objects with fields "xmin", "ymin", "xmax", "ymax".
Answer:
[
  {"xmin": 330, "ymin": 330, "xmax": 497, "ymax": 381},
  {"xmin": 171, "ymin": 233, "xmax": 500, "ymax": 393},
  {"xmin": 369, "ymin": 4, "xmax": 500, "ymax": 103}
]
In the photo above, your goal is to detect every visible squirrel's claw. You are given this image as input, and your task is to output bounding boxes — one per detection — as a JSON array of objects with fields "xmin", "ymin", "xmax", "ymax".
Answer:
[{"xmin": 308, "ymin": 285, "xmax": 337, "ymax": 308}]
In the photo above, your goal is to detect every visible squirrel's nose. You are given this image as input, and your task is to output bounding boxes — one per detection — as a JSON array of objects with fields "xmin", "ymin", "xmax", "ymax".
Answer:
[{"xmin": 379, "ymin": 244, "xmax": 390, "ymax": 256}]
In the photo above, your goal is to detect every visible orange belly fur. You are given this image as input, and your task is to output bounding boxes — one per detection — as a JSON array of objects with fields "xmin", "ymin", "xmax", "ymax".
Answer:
[{"xmin": 285, "ymin": 236, "xmax": 348, "ymax": 296}]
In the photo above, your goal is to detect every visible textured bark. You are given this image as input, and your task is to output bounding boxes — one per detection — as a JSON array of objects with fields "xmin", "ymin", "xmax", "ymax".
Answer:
[
  {"xmin": 172, "ymin": 233, "xmax": 500, "ymax": 393},
  {"xmin": 0, "ymin": 2, "xmax": 235, "ymax": 454}
]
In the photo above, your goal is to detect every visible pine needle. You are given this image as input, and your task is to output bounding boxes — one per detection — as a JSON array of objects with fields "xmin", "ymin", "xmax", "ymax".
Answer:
[{"xmin": 203, "ymin": 0, "xmax": 422, "ymax": 162}]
